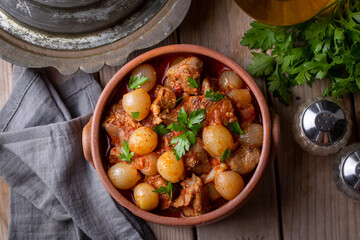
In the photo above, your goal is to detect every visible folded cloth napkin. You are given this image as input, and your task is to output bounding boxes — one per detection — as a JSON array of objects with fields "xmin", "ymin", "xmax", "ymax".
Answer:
[{"xmin": 0, "ymin": 66, "xmax": 156, "ymax": 240}]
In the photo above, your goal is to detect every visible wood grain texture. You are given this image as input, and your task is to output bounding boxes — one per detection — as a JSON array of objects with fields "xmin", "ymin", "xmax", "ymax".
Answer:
[
  {"xmin": 196, "ymin": 166, "xmax": 280, "ymax": 240},
  {"xmin": 0, "ymin": 59, "xmax": 12, "ymax": 240},
  {"xmin": 147, "ymin": 223, "xmax": 194, "ymax": 240},
  {"xmin": 99, "ymin": 33, "xmax": 195, "ymax": 240},
  {"xmin": 353, "ymin": 93, "xmax": 360, "ymax": 140},
  {"xmin": 271, "ymin": 79, "xmax": 360, "ymax": 240},
  {"xmin": 180, "ymin": 1, "xmax": 281, "ymax": 240}
]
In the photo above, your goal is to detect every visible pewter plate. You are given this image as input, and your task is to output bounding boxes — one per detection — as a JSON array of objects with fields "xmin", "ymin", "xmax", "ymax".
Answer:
[{"xmin": 0, "ymin": 0, "xmax": 191, "ymax": 74}]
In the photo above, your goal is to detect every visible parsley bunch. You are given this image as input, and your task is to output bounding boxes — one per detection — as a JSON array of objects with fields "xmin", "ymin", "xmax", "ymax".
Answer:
[
  {"xmin": 168, "ymin": 107, "xmax": 206, "ymax": 160},
  {"xmin": 241, "ymin": 0, "xmax": 360, "ymax": 105}
]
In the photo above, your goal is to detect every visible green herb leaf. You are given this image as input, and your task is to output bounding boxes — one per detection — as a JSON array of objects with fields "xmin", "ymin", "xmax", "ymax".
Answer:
[
  {"xmin": 168, "ymin": 107, "xmax": 206, "ymax": 160},
  {"xmin": 119, "ymin": 140, "xmax": 134, "ymax": 163},
  {"xmin": 227, "ymin": 121, "xmax": 245, "ymax": 135},
  {"xmin": 187, "ymin": 76, "xmax": 199, "ymax": 88},
  {"xmin": 240, "ymin": 0, "xmax": 360, "ymax": 105},
  {"xmin": 240, "ymin": 21, "xmax": 278, "ymax": 51},
  {"xmin": 175, "ymin": 96, "xmax": 183, "ymax": 103},
  {"xmin": 205, "ymin": 89, "xmax": 225, "ymax": 102},
  {"xmin": 170, "ymin": 133, "xmax": 191, "ymax": 161},
  {"xmin": 188, "ymin": 109, "xmax": 206, "ymax": 128},
  {"xmin": 128, "ymin": 75, "xmax": 149, "ymax": 90},
  {"xmin": 247, "ymin": 52, "xmax": 276, "ymax": 77},
  {"xmin": 131, "ymin": 112, "xmax": 139, "ymax": 119},
  {"xmin": 221, "ymin": 148, "xmax": 231, "ymax": 163},
  {"xmin": 152, "ymin": 181, "xmax": 174, "ymax": 199},
  {"xmin": 153, "ymin": 124, "xmax": 170, "ymax": 136}
]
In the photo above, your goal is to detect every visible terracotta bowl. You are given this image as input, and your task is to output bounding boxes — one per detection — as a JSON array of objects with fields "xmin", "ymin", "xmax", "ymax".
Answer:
[{"xmin": 82, "ymin": 44, "xmax": 279, "ymax": 226}]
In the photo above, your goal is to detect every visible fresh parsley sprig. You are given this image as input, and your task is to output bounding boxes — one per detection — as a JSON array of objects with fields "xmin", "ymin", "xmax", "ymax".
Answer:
[
  {"xmin": 227, "ymin": 121, "xmax": 245, "ymax": 135},
  {"xmin": 152, "ymin": 181, "xmax": 174, "ymax": 199},
  {"xmin": 128, "ymin": 75, "xmax": 149, "ymax": 90},
  {"xmin": 221, "ymin": 148, "xmax": 231, "ymax": 163},
  {"xmin": 168, "ymin": 107, "xmax": 206, "ymax": 160},
  {"xmin": 205, "ymin": 89, "xmax": 225, "ymax": 101},
  {"xmin": 241, "ymin": 0, "xmax": 360, "ymax": 105},
  {"xmin": 153, "ymin": 124, "xmax": 170, "ymax": 136},
  {"xmin": 119, "ymin": 140, "xmax": 134, "ymax": 163},
  {"xmin": 187, "ymin": 76, "xmax": 199, "ymax": 88}
]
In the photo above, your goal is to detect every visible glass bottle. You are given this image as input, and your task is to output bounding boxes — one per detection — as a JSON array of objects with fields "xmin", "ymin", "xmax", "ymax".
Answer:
[{"xmin": 234, "ymin": 0, "xmax": 335, "ymax": 26}]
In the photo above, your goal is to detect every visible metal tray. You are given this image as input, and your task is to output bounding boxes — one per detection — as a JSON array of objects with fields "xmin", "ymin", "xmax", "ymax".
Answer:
[{"xmin": 0, "ymin": 0, "xmax": 191, "ymax": 74}]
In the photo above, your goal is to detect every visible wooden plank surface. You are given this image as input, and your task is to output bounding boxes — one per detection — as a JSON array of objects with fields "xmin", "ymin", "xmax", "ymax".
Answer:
[
  {"xmin": 353, "ymin": 93, "xmax": 360, "ymax": 141},
  {"xmin": 0, "ymin": 59, "xmax": 12, "ymax": 240},
  {"xmin": 180, "ymin": 1, "xmax": 281, "ymax": 240},
  {"xmin": 271, "ymin": 79, "xmax": 360, "ymax": 240}
]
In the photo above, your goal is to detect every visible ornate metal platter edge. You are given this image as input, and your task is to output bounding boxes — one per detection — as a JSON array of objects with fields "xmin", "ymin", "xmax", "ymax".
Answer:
[{"xmin": 0, "ymin": 0, "xmax": 191, "ymax": 75}]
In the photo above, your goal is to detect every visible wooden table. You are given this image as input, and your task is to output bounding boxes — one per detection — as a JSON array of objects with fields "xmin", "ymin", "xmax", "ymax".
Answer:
[{"xmin": 1, "ymin": 1, "xmax": 360, "ymax": 239}]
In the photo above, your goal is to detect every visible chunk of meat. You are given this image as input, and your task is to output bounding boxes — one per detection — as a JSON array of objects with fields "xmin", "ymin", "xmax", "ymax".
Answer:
[
  {"xmin": 173, "ymin": 174, "xmax": 210, "ymax": 217},
  {"xmin": 165, "ymin": 57, "xmax": 203, "ymax": 95},
  {"xmin": 150, "ymin": 86, "xmax": 177, "ymax": 125},
  {"xmin": 132, "ymin": 153, "xmax": 158, "ymax": 176},
  {"xmin": 108, "ymin": 147, "xmax": 122, "ymax": 164},
  {"xmin": 206, "ymin": 97, "xmax": 238, "ymax": 126},
  {"xmin": 226, "ymin": 145, "xmax": 261, "ymax": 175},
  {"xmin": 158, "ymin": 130, "xmax": 181, "ymax": 152},
  {"xmin": 163, "ymin": 77, "xmax": 183, "ymax": 97},
  {"xmin": 201, "ymin": 77, "xmax": 219, "ymax": 94},
  {"xmin": 202, "ymin": 77, "xmax": 211, "ymax": 94},
  {"xmin": 102, "ymin": 102, "xmax": 142, "ymax": 146},
  {"xmin": 145, "ymin": 175, "xmax": 172, "ymax": 210},
  {"xmin": 140, "ymin": 112, "xmax": 156, "ymax": 129},
  {"xmin": 186, "ymin": 95, "xmax": 211, "ymax": 112},
  {"xmin": 184, "ymin": 138, "xmax": 211, "ymax": 175}
]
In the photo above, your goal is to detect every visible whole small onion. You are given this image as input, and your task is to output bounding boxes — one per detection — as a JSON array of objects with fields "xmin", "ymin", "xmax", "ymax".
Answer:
[
  {"xmin": 214, "ymin": 171, "xmax": 244, "ymax": 200},
  {"xmin": 207, "ymin": 182, "xmax": 222, "ymax": 201},
  {"xmin": 131, "ymin": 64, "xmax": 157, "ymax": 92},
  {"xmin": 157, "ymin": 151, "xmax": 184, "ymax": 183},
  {"xmin": 122, "ymin": 88, "xmax": 151, "ymax": 121},
  {"xmin": 107, "ymin": 162, "xmax": 140, "ymax": 190},
  {"xmin": 134, "ymin": 183, "xmax": 159, "ymax": 211},
  {"xmin": 202, "ymin": 125, "xmax": 234, "ymax": 157},
  {"xmin": 128, "ymin": 127, "xmax": 158, "ymax": 155},
  {"xmin": 219, "ymin": 70, "xmax": 243, "ymax": 91},
  {"xmin": 239, "ymin": 123, "xmax": 263, "ymax": 147},
  {"xmin": 227, "ymin": 89, "xmax": 252, "ymax": 109}
]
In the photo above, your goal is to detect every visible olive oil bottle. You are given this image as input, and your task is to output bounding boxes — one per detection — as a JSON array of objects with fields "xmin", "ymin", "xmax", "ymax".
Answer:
[{"xmin": 235, "ymin": 0, "xmax": 334, "ymax": 26}]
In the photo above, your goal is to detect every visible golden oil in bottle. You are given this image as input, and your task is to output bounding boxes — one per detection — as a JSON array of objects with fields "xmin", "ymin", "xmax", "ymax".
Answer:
[{"xmin": 235, "ymin": 0, "xmax": 334, "ymax": 26}]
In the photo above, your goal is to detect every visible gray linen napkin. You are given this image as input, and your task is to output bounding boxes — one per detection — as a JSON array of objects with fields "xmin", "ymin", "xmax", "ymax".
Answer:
[{"xmin": 0, "ymin": 66, "xmax": 156, "ymax": 240}]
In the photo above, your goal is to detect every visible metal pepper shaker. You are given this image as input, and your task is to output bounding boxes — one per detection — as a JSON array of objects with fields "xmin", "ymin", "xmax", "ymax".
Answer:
[
  {"xmin": 293, "ymin": 97, "xmax": 352, "ymax": 156},
  {"xmin": 333, "ymin": 143, "xmax": 360, "ymax": 201}
]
